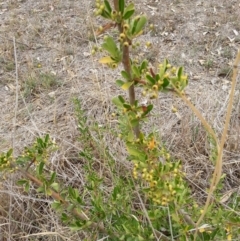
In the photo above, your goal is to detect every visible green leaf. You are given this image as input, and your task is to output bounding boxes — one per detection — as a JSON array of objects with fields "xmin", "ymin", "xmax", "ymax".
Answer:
[
  {"xmin": 162, "ymin": 78, "xmax": 170, "ymax": 88},
  {"xmin": 17, "ymin": 179, "xmax": 28, "ymax": 186},
  {"xmin": 112, "ymin": 186, "xmax": 120, "ymax": 200},
  {"xmin": 116, "ymin": 79, "xmax": 125, "ymax": 87},
  {"xmin": 140, "ymin": 59, "xmax": 148, "ymax": 71},
  {"xmin": 123, "ymin": 3, "xmax": 135, "ymax": 20},
  {"xmin": 46, "ymin": 188, "xmax": 52, "ymax": 196},
  {"xmin": 112, "ymin": 96, "xmax": 124, "ymax": 108},
  {"xmin": 123, "ymin": 103, "xmax": 131, "ymax": 109},
  {"xmin": 123, "ymin": 9, "xmax": 134, "ymax": 20},
  {"xmin": 51, "ymin": 182, "xmax": 60, "ymax": 192},
  {"xmin": 142, "ymin": 104, "xmax": 153, "ymax": 117},
  {"xmin": 49, "ymin": 172, "xmax": 56, "ymax": 184},
  {"xmin": 121, "ymin": 81, "xmax": 134, "ymax": 90},
  {"xmin": 68, "ymin": 187, "xmax": 76, "ymax": 199},
  {"xmin": 37, "ymin": 137, "xmax": 43, "ymax": 148},
  {"xmin": 6, "ymin": 149, "xmax": 13, "ymax": 158},
  {"xmin": 67, "ymin": 203, "xmax": 75, "ymax": 212},
  {"xmin": 44, "ymin": 134, "xmax": 49, "ymax": 144},
  {"xmin": 123, "ymin": 3, "xmax": 134, "ymax": 15},
  {"xmin": 119, "ymin": 0, "xmax": 125, "ymax": 14},
  {"xmin": 70, "ymin": 225, "xmax": 82, "ymax": 232},
  {"xmin": 121, "ymin": 70, "xmax": 130, "ymax": 80},
  {"xmin": 135, "ymin": 15, "xmax": 147, "ymax": 35},
  {"xmin": 61, "ymin": 213, "xmax": 69, "ymax": 222},
  {"xmin": 118, "ymin": 95, "xmax": 125, "ymax": 103},
  {"xmin": 104, "ymin": 0, "xmax": 112, "ymax": 13},
  {"xmin": 131, "ymin": 17, "xmax": 138, "ymax": 35},
  {"xmin": 159, "ymin": 59, "xmax": 168, "ymax": 77},
  {"xmin": 51, "ymin": 201, "xmax": 62, "ymax": 211},
  {"xmin": 24, "ymin": 182, "xmax": 30, "ymax": 192},
  {"xmin": 132, "ymin": 65, "xmax": 140, "ymax": 78},
  {"xmin": 130, "ymin": 118, "xmax": 139, "ymax": 127},
  {"xmin": 177, "ymin": 67, "xmax": 183, "ymax": 79},
  {"xmin": 126, "ymin": 144, "xmax": 146, "ymax": 161},
  {"xmin": 77, "ymin": 196, "xmax": 83, "ymax": 204},
  {"xmin": 102, "ymin": 36, "xmax": 120, "ymax": 60},
  {"xmin": 127, "ymin": 132, "xmax": 135, "ymax": 142},
  {"xmin": 146, "ymin": 74, "xmax": 155, "ymax": 84},
  {"xmin": 101, "ymin": 10, "xmax": 111, "ymax": 19},
  {"xmin": 37, "ymin": 161, "xmax": 45, "ymax": 176},
  {"xmin": 37, "ymin": 186, "xmax": 45, "ymax": 193}
]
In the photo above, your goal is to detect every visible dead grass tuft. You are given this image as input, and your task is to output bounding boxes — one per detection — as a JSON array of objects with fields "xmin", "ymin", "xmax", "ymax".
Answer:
[{"xmin": 0, "ymin": 0, "xmax": 240, "ymax": 239}]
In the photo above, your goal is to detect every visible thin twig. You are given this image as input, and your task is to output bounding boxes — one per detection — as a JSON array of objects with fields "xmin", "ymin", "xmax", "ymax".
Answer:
[
  {"xmin": 9, "ymin": 36, "xmax": 20, "ymax": 241},
  {"xmin": 194, "ymin": 50, "xmax": 240, "ymax": 239}
]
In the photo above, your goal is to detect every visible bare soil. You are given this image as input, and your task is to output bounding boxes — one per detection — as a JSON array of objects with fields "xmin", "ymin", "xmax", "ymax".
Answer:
[{"xmin": 0, "ymin": 0, "xmax": 240, "ymax": 240}]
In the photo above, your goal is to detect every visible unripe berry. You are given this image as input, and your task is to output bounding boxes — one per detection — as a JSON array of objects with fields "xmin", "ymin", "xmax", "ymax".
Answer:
[
  {"xmin": 145, "ymin": 41, "xmax": 152, "ymax": 48},
  {"xmin": 149, "ymin": 24, "xmax": 154, "ymax": 30},
  {"xmin": 111, "ymin": 63, "xmax": 117, "ymax": 68},
  {"xmin": 152, "ymin": 85, "xmax": 158, "ymax": 91},
  {"xmin": 150, "ymin": 92, "xmax": 157, "ymax": 99},
  {"xmin": 123, "ymin": 24, "xmax": 129, "ymax": 31},
  {"xmin": 166, "ymin": 64, "xmax": 171, "ymax": 68},
  {"xmin": 120, "ymin": 33, "xmax": 125, "ymax": 39}
]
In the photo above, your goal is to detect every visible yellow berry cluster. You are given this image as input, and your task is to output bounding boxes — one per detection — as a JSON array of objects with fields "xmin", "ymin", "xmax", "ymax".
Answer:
[
  {"xmin": 132, "ymin": 141, "xmax": 185, "ymax": 206},
  {"xmin": 0, "ymin": 150, "xmax": 18, "ymax": 178},
  {"xmin": 94, "ymin": 0, "xmax": 105, "ymax": 16},
  {"xmin": 141, "ymin": 63, "xmax": 188, "ymax": 99},
  {"xmin": 0, "ymin": 155, "xmax": 11, "ymax": 171}
]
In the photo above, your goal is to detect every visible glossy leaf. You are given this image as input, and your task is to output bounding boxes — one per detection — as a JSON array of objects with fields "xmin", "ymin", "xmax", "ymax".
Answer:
[
  {"xmin": 119, "ymin": 0, "xmax": 125, "ymax": 14},
  {"xmin": 162, "ymin": 78, "xmax": 170, "ymax": 88},
  {"xmin": 104, "ymin": 0, "xmax": 112, "ymax": 13},
  {"xmin": 123, "ymin": 9, "xmax": 134, "ymax": 20},
  {"xmin": 146, "ymin": 74, "xmax": 155, "ymax": 85},
  {"xmin": 123, "ymin": 3, "xmax": 134, "ymax": 16}
]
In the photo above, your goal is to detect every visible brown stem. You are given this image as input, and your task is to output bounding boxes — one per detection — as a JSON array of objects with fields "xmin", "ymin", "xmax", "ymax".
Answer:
[
  {"xmin": 113, "ymin": 0, "xmax": 140, "ymax": 137},
  {"xmin": 16, "ymin": 166, "xmax": 113, "ymax": 236}
]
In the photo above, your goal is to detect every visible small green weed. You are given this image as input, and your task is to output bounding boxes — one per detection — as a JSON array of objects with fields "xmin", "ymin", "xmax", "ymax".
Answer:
[
  {"xmin": 23, "ymin": 71, "xmax": 61, "ymax": 98},
  {"xmin": 0, "ymin": 0, "xmax": 240, "ymax": 240}
]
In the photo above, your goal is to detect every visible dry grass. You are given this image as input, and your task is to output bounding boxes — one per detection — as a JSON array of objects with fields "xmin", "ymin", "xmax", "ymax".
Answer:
[{"xmin": 0, "ymin": 0, "xmax": 240, "ymax": 240}]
